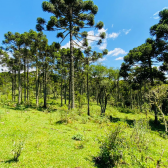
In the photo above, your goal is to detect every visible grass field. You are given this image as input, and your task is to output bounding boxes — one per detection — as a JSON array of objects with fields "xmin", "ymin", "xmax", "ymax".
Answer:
[{"xmin": 0, "ymin": 100, "xmax": 168, "ymax": 168}]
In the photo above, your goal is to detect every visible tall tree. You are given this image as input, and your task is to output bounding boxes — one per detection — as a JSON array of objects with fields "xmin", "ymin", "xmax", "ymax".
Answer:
[
  {"xmin": 150, "ymin": 9, "xmax": 168, "ymax": 74},
  {"xmin": 84, "ymin": 47, "xmax": 108, "ymax": 115},
  {"xmin": 36, "ymin": 0, "xmax": 106, "ymax": 109},
  {"xmin": 29, "ymin": 30, "xmax": 48, "ymax": 107},
  {"xmin": 3, "ymin": 32, "xmax": 23, "ymax": 104}
]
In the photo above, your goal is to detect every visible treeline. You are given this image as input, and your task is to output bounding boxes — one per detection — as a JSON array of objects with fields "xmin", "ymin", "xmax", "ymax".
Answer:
[
  {"xmin": 0, "ymin": 1, "xmax": 168, "ymax": 132},
  {"xmin": 120, "ymin": 9, "xmax": 168, "ymax": 132}
]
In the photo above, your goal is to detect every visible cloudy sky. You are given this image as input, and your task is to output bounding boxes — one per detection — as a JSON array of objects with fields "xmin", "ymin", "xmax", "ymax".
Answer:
[{"xmin": 0, "ymin": 0, "xmax": 168, "ymax": 71}]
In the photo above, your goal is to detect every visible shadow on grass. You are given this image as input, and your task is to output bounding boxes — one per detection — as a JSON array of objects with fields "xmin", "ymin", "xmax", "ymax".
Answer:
[
  {"xmin": 117, "ymin": 107, "xmax": 136, "ymax": 114},
  {"xmin": 149, "ymin": 119, "xmax": 167, "ymax": 138},
  {"xmin": 92, "ymin": 156, "xmax": 111, "ymax": 168},
  {"xmin": 55, "ymin": 119, "xmax": 67, "ymax": 125},
  {"xmin": 1, "ymin": 158, "xmax": 18, "ymax": 164},
  {"xmin": 5, "ymin": 102, "xmax": 59, "ymax": 113},
  {"xmin": 109, "ymin": 116, "xmax": 134, "ymax": 126}
]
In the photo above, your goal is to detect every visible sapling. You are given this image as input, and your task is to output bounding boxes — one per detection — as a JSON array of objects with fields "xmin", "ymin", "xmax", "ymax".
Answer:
[{"xmin": 12, "ymin": 140, "xmax": 24, "ymax": 162}]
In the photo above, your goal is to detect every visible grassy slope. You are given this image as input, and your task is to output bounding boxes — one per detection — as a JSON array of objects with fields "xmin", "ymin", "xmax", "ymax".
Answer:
[{"xmin": 0, "ymin": 102, "xmax": 168, "ymax": 168}]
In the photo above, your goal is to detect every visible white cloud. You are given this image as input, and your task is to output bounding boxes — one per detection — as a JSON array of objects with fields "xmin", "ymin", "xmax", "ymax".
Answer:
[
  {"xmin": 61, "ymin": 41, "xmax": 70, "ymax": 48},
  {"xmin": 151, "ymin": 8, "xmax": 168, "ymax": 19},
  {"xmin": 62, "ymin": 39, "xmax": 82, "ymax": 49},
  {"xmin": 87, "ymin": 30, "xmax": 98, "ymax": 46},
  {"xmin": 98, "ymin": 28, "xmax": 108, "ymax": 34},
  {"xmin": 153, "ymin": 11, "xmax": 160, "ymax": 16},
  {"xmin": 115, "ymin": 57, "xmax": 123, "ymax": 61},
  {"xmin": 108, "ymin": 32, "xmax": 120, "ymax": 39},
  {"xmin": 123, "ymin": 29, "xmax": 131, "ymax": 35},
  {"xmin": 99, "ymin": 40, "xmax": 107, "ymax": 50},
  {"xmin": 108, "ymin": 48, "xmax": 127, "ymax": 56},
  {"xmin": 112, "ymin": 24, "xmax": 114, "ymax": 28},
  {"xmin": 87, "ymin": 29, "xmax": 108, "ymax": 50},
  {"xmin": 163, "ymin": 7, "xmax": 168, "ymax": 10},
  {"xmin": 7, "ymin": 51, "xmax": 13, "ymax": 58},
  {"xmin": 97, "ymin": 57, "xmax": 107, "ymax": 62},
  {"xmin": 154, "ymin": 16, "xmax": 159, "ymax": 19},
  {"xmin": 61, "ymin": 28, "xmax": 115, "ymax": 51}
]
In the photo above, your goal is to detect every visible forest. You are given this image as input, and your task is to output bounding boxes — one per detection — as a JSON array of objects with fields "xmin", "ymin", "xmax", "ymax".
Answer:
[{"xmin": 0, "ymin": 0, "xmax": 168, "ymax": 167}]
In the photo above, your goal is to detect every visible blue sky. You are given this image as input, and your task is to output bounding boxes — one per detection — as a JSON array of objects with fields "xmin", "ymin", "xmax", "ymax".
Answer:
[{"xmin": 0, "ymin": 0, "xmax": 168, "ymax": 70}]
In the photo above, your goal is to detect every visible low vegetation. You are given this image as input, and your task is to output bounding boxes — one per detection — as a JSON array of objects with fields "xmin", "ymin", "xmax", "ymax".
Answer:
[{"xmin": 0, "ymin": 97, "xmax": 167, "ymax": 168}]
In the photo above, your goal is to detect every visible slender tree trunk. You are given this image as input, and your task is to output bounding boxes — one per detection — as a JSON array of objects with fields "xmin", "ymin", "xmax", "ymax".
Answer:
[
  {"xmin": 27, "ymin": 61, "xmax": 29, "ymax": 102},
  {"xmin": 24, "ymin": 57, "xmax": 26, "ymax": 102},
  {"xmin": 64, "ymin": 75, "xmax": 67, "ymax": 104},
  {"xmin": 61, "ymin": 57, "xmax": 63, "ymax": 107},
  {"xmin": 130, "ymin": 86, "xmax": 133, "ymax": 109},
  {"xmin": 140, "ymin": 85, "xmax": 142, "ymax": 112},
  {"xmin": 12, "ymin": 70, "xmax": 14, "ymax": 101},
  {"xmin": 18, "ymin": 61, "xmax": 21, "ymax": 104},
  {"xmin": 157, "ymin": 105, "xmax": 167, "ymax": 133},
  {"xmin": 96, "ymin": 88, "xmax": 98, "ymax": 105},
  {"xmin": 117, "ymin": 77, "xmax": 119, "ymax": 107},
  {"xmin": 21, "ymin": 79, "xmax": 23, "ymax": 103},
  {"xmin": 36, "ymin": 55, "xmax": 39, "ymax": 107},
  {"xmin": 115, "ymin": 82, "xmax": 117, "ymax": 106},
  {"xmin": 44, "ymin": 67, "xmax": 47, "ymax": 108},
  {"xmin": 14, "ymin": 70, "xmax": 16, "ymax": 102},
  {"xmin": 87, "ymin": 60, "xmax": 90, "ymax": 116},
  {"xmin": 154, "ymin": 105, "xmax": 158, "ymax": 125},
  {"xmin": 148, "ymin": 57, "xmax": 154, "ymax": 86},
  {"xmin": 80, "ymin": 79, "xmax": 83, "ymax": 95},
  {"xmin": 68, "ymin": 74, "xmax": 71, "ymax": 110},
  {"xmin": 70, "ymin": 7, "xmax": 75, "ymax": 109}
]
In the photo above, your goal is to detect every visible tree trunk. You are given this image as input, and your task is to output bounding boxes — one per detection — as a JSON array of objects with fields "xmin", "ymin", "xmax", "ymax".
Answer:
[
  {"xmin": 70, "ymin": 7, "xmax": 75, "ymax": 109},
  {"xmin": 12, "ymin": 70, "xmax": 14, "ymax": 101},
  {"xmin": 87, "ymin": 60, "xmax": 90, "ymax": 116},
  {"xmin": 18, "ymin": 62, "xmax": 21, "ymax": 104},
  {"xmin": 36, "ymin": 56, "xmax": 39, "ymax": 107},
  {"xmin": 157, "ymin": 105, "xmax": 167, "ymax": 133},
  {"xmin": 68, "ymin": 74, "xmax": 71, "ymax": 110},
  {"xmin": 154, "ymin": 105, "xmax": 158, "ymax": 125},
  {"xmin": 61, "ymin": 57, "xmax": 63, "ymax": 107},
  {"xmin": 130, "ymin": 86, "xmax": 133, "ymax": 109},
  {"xmin": 27, "ymin": 61, "xmax": 29, "ymax": 102},
  {"xmin": 64, "ymin": 76, "xmax": 67, "ymax": 105},
  {"xmin": 148, "ymin": 56, "xmax": 154, "ymax": 86},
  {"xmin": 14, "ymin": 70, "xmax": 16, "ymax": 102},
  {"xmin": 44, "ymin": 67, "xmax": 47, "ymax": 108},
  {"xmin": 24, "ymin": 57, "xmax": 26, "ymax": 102}
]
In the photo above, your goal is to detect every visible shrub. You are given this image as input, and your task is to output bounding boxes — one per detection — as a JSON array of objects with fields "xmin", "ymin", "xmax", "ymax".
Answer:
[
  {"xmin": 95, "ymin": 120, "xmax": 161, "ymax": 168},
  {"xmin": 72, "ymin": 133, "xmax": 84, "ymax": 141},
  {"xmin": 12, "ymin": 140, "xmax": 24, "ymax": 162},
  {"xmin": 95, "ymin": 123, "xmax": 128, "ymax": 167}
]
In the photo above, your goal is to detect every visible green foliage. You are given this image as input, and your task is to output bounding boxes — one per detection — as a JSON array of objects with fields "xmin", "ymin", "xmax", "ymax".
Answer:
[
  {"xmin": 72, "ymin": 133, "xmax": 84, "ymax": 141},
  {"xmin": 76, "ymin": 92, "xmax": 86, "ymax": 108},
  {"xmin": 96, "ymin": 21, "xmax": 104, "ymax": 29},
  {"xmin": 95, "ymin": 123, "xmax": 128, "ymax": 167},
  {"xmin": 0, "ymin": 102, "xmax": 168, "ymax": 167},
  {"xmin": 12, "ymin": 140, "xmax": 24, "ymax": 162},
  {"xmin": 95, "ymin": 120, "xmax": 166, "ymax": 167}
]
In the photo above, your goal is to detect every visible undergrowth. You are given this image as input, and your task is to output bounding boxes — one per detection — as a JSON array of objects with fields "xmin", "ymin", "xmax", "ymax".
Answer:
[{"xmin": 95, "ymin": 120, "xmax": 168, "ymax": 168}]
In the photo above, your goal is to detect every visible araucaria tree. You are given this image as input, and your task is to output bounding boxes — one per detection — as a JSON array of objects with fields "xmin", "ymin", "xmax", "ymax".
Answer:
[{"xmin": 36, "ymin": 0, "xmax": 106, "ymax": 109}]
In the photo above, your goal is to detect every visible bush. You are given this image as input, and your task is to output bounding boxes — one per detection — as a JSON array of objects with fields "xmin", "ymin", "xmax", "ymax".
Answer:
[
  {"xmin": 72, "ymin": 133, "xmax": 84, "ymax": 141},
  {"xmin": 95, "ymin": 123, "xmax": 128, "ymax": 167},
  {"xmin": 95, "ymin": 120, "xmax": 161, "ymax": 168},
  {"xmin": 12, "ymin": 140, "xmax": 24, "ymax": 162}
]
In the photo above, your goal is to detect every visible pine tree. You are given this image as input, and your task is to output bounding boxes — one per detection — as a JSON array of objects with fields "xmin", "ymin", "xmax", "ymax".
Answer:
[{"xmin": 36, "ymin": 0, "xmax": 106, "ymax": 109}]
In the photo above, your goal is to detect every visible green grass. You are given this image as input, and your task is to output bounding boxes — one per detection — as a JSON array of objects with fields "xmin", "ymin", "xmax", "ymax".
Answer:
[{"xmin": 0, "ymin": 99, "xmax": 168, "ymax": 167}]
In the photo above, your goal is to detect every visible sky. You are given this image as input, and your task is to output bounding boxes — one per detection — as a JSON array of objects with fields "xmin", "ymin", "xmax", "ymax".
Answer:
[{"xmin": 0, "ymin": 0, "xmax": 168, "ymax": 71}]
